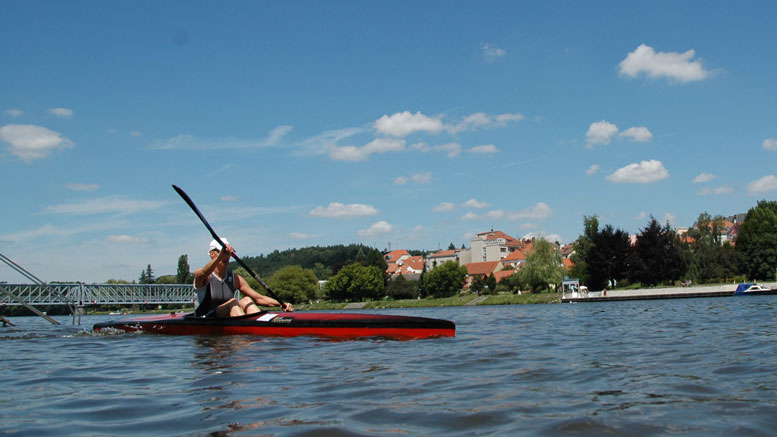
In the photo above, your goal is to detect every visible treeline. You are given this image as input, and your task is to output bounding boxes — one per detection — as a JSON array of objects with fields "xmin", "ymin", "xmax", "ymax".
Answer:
[{"xmin": 569, "ymin": 200, "xmax": 777, "ymax": 290}]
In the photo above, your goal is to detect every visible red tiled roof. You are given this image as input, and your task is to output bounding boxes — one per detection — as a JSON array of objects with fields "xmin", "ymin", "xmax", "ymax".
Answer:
[
  {"xmin": 493, "ymin": 269, "xmax": 517, "ymax": 283},
  {"xmin": 428, "ymin": 249, "xmax": 456, "ymax": 258},
  {"xmin": 384, "ymin": 250, "xmax": 410, "ymax": 263},
  {"xmin": 466, "ymin": 261, "xmax": 501, "ymax": 276}
]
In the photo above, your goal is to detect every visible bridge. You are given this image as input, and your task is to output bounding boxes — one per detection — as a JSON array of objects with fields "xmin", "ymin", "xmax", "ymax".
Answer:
[{"xmin": 0, "ymin": 283, "xmax": 195, "ymax": 307}]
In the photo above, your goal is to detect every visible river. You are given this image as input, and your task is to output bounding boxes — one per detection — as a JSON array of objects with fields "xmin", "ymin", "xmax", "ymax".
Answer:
[{"xmin": 2, "ymin": 296, "xmax": 776, "ymax": 436}]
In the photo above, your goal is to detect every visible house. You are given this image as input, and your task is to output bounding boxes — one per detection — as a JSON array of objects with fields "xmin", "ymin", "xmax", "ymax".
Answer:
[
  {"xmin": 385, "ymin": 250, "xmax": 425, "ymax": 278},
  {"xmin": 425, "ymin": 248, "xmax": 471, "ymax": 270},
  {"xmin": 499, "ymin": 240, "xmax": 533, "ymax": 269},
  {"xmin": 384, "ymin": 249, "xmax": 410, "ymax": 265},
  {"xmin": 470, "ymin": 230, "xmax": 530, "ymax": 263}
]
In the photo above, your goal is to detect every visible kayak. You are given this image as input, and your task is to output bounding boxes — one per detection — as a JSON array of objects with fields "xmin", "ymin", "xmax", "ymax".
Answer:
[{"xmin": 93, "ymin": 311, "xmax": 455, "ymax": 340}]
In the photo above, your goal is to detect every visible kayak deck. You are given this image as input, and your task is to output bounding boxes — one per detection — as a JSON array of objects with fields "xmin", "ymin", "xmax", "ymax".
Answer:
[{"xmin": 93, "ymin": 311, "xmax": 455, "ymax": 340}]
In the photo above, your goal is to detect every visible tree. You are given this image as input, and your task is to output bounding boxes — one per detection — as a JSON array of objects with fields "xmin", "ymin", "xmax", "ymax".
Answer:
[
  {"xmin": 422, "ymin": 261, "xmax": 467, "ymax": 298},
  {"xmin": 139, "ymin": 264, "xmax": 155, "ymax": 284},
  {"xmin": 687, "ymin": 213, "xmax": 728, "ymax": 283},
  {"xmin": 631, "ymin": 217, "xmax": 686, "ymax": 286},
  {"xmin": 176, "ymin": 254, "xmax": 191, "ymax": 284},
  {"xmin": 569, "ymin": 215, "xmax": 598, "ymax": 285},
  {"xmin": 448, "ymin": 242, "xmax": 456, "ymax": 250},
  {"xmin": 518, "ymin": 238, "xmax": 565, "ymax": 292},
  {"xmin": 737, "ymin": 200, "xmax": 777, "ymax": 280},
  {"xmin": 585, "ymin": 225, "xmax": 632, "ymax": 290},
  {"xmin": 267, "ymin": 265, "xmax": 318, "ymax": 304},
  {"xmin": 483, "ymin": 273, "xmax": 498, "ymax": 295},
  {"xmin": 323, "ymin": 263, "xmax": 385, "ymax": 302},
  {"xmin": 385, "ymin": 274, "xmax": 419, "ymax": 299}
]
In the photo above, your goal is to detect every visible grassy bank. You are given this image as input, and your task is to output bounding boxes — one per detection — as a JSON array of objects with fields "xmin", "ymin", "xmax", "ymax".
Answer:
[{"xmin": 295, "ymin": 292, "xmax": 561, "ymax": 310}]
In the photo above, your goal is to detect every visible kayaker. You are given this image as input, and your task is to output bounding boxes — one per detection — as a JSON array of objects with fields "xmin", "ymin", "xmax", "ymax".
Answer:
[{"xmin": 193, "ymin": 238, "xmax": 293, "ymax": 317}]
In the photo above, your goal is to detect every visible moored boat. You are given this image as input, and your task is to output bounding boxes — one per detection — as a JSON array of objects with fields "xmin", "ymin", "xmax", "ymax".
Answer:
[
  {"xmin": 93, "ymin": 311, "xmax": 455, "ymax": 340},
  {"xmin": 734, "ymin": 283, "xmax": 777, "ymax": 295}
]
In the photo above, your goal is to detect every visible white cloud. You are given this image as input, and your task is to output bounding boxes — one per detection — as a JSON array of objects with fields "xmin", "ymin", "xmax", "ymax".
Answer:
[
  {"xmin": 411, "ymin": 172, "xmax": 432, "ymax": 183},
  {"xmin": 463, "ymin": 198, "xmax": 490, "ymax": 209},
  {"xmin": 618, "ymin": 126, "xmax": 653, "ymax": 142},
  {"xmin": 434, "ymin": 202, "xmax": 456, "ymax": 212},
  {"xmin": 106, "ymin": 235, "xmax": 148, "ymax": 244},
  {"xmin": 4, "ymin": 109, "xmax": 23, "ymax": 118},
  {"xmin": 374, "ymin": 111, "xmax": 444, "ymax": 137},
  {"xmin": 44, "ymin": 196, "xmax": 168, "ymax": 215},
  {"xmin": 460, "ymin": 211, "xmax": 479, "ymax": 221},
  {"xmin": 152, "ymin": 125, "xmax": 293, "ymax": 150},
  {"xmin": 129, "ymin": 130, "xmax": 142, "ymax": 137},
  {"xmin": 357, "ymin": 221, "xmax": 393, "ymax": 238},
  {"xmin": 309, "ymin": 202, "xmax": 378, "ymax": 218},
  {"xmin": 697, "ymin": 186, "xmax": 733, "ymax": 195},
  {"xmin": 586, "ymin": 164, "xmax": 601, "ymax": 175},
  {"xmin": 468, "ymin": 144, "xmax": 499, "ymax": 154},
  {"xmin": 289, "ymin": 232, "xmax": 312, "ymax": 240},
  {"xmin": 411, "ymin": 141, "xmax": 462, "ymax": 158},
  {"xmin": 0, "ymin": 124, "xmax": 74, "ymax": 161},
  {"xmin": 763, "ymin": 138, "xmax": 777, "ymax": 151},
  {"xmin": 393, "ymin": 176, "xmax": 408, "ymax": 185},
  {"xmin": 606, "ymin": 160, "xmax": 669, "ymax": 184},
  {"xmin": 67, "ymin": 183, "xmax": 100, "ymax": 191},
  {"xmin": 663, "ymin": 213, "xmax": 677, "ymax": 226},
  {"xmin": 634, "ymin": 211, "xmax": 647, "ymax": 220},
  {"xmin": 49, "ymin": 107, "xmax": 74, "ymax": 118},
  {"xmin": 507, "ymin": 202, "xmax": 554, "ymax": 220},
  {"xmin": 481, "ymin": 42, "xmax": 506, "ymax": 61},
  {"xmin": 220, "ymin": 195, "xmax": 238, "ymax": 201},
  {"xmin": 297, "ymin": 127, "xmax": 367, "ymax": 157},
  {"xmin": 522, "ymin": 232, "xmax": 563, "ymax": 244},
  {"xmin": 618, "ymin": 44, "xmax": 710, "ymax": 83},
  {"xmin": 448, "ymin": 112, "xmax": 524, "ymax": 133},
  {"xmin": 586, "ymin": 120, "xmax": 619, "ymax": 147},
  {"xmin": 747, "ymin": 175, "xmax": 777, "ymax": 195},
  {"xmin": 692, "ymin": 172, "xmax": 717, "ymax": 183},
  {"xmin": 328, "ymin": 137, "xmax": 405, "ymax": 161}
]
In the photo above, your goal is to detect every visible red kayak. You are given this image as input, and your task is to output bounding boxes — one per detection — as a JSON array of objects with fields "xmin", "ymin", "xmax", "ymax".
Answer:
[{"xmin": 93, "ymin": 311, "xmax": 455, "ymax": 340}]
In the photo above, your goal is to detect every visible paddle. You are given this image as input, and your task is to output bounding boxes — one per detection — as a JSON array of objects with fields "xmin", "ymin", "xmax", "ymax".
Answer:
[{"xmin": 172, "ymin": 184, "xmax": 289, "ymax": 311}]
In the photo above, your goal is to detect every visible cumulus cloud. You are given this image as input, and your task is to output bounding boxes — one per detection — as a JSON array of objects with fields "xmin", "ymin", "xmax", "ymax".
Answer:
[
  {"xmin": 507, "ymin": 202, "xmax": 554, "ymax": 220},
  {"xmin": 434, "ymin": 202, "xmax": 456, "ymax": 212},
  {"xmin": 289, "ymin": 232, "xmax": 312, "ymax": 240},
  {"xmin": 606, "ymin": 160, "xmax": 669, "ymax": 184},
  {"xmin": 747, "ymin": 175, "xmax": 777, "ymax": 195},
  {"xmin": 106, "ymin": 235, "xmax": 148, "ymax": 244},
  {"xmin": 308, "ymin": 202, "xmax": 378, "ymax": 218},
  {"xmin": 67, "ymin": 183, "xmax": 100, "ymax": 191},
  {"xmin": 586, "ymin": 164, "xmax": 601, "ymax": 175},
  {"xmin": 468, "ymin": 144, "xmax": 499, "ymax": 154},
  {"xmin": 618, "ymin": 126, "xmax": 653, "ymax": 142},
  {"xmin": 357, "ymin": 221, "xmax": 394, "ymax": 238},
  {"xmin": 411, "ymin": 172, "xmax": 432, "ymax": 183},
  {"xmin": 411, "ymin": 141, "xmax": 462, "ymax": 158},
  {"xmin": 329, "ymin": 137, "xmax": 405, "ymax": 161},
  {"xmin": 697, "ymin": 186, "xmax": 733, "ymax": 195},
  {"xmin": 393, "ymin": 176, "xmax": 408, "ymax": 185},
  {"xmin": 448, "ymin": 112, "xmax": 524, "ymax": 134},
  {"xmin": 4, "ymin": 109, "xmax": 23, "ymax": 118},
  {"xmin": 463, "ymin": 198, "xmax": 490, "ymax": 209},
  {"xmin": 374, "ymin": 111, "xmax": 444, "ymax": 137},
  {"xmin": 692, "ymin": 173, "xmax": 717, "ymax": 183},
  {"xmin": 481, "ymin": 42, "xmax": 506, "ymax": 61},
  {"xmin": 763, "ymin": 138, "xmax": 777, "ymax": 151},
  {"xmin": 0, "ymin": 124, "xmax": 74, "ymax": 161},
  {"xmin": 586, "ymin": 120, "xmax": 619, "ymax": 147},
  {"xmin": 618, "ymin": 44, "xmax": 710, "ymax": 83},
  {"xmin": 49, "ymin": 107, "xmax": 74, "ymax": 118}
]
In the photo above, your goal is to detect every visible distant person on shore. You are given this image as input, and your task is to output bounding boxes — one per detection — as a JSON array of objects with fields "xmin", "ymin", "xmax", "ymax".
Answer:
[{"xmin": 193, "ymin": 238, "xmax": 293, "ymax": 317}]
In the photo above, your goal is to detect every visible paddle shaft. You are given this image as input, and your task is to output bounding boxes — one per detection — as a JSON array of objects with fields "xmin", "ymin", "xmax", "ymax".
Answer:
[{"xmin": 172, "ymin": 185, "xmax": 287, "ymax": 310}]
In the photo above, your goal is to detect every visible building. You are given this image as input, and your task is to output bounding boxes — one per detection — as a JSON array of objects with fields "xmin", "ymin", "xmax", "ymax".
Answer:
[
  {"xmin": 470, "ymin": 230, "xmax": 531, "ymax": 263},
  {"xmin": 425, "ymin": 248, "xmax": 471, "ymax": 270}
]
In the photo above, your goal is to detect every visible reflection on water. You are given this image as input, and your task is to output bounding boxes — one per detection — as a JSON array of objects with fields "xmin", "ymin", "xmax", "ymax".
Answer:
[{"xmin": 3, "ymin": 299, "xmax": 777, "ymax": 436}]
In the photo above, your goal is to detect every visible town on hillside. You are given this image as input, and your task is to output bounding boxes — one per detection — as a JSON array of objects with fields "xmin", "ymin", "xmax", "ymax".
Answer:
[{"xmin": 385, "ymin": 215, "xmax": 745, "ymax": 290}]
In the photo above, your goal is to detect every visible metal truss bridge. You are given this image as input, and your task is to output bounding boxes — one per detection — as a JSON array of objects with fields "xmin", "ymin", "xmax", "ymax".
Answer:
[{"xmin": 0, "ymin": 283, "xmax": 194, "ymax": 307}]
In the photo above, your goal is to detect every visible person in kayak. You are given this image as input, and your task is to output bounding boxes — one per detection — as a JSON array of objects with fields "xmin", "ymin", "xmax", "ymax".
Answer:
[{"xmin": 193, "ymin": 238, "xmax": 293, "ymax": 317}]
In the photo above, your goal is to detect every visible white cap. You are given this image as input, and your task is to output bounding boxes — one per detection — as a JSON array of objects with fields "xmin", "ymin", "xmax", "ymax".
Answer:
[{"xmin": 208, "ymin": 238, "xmax": 229, "ymax": 252}]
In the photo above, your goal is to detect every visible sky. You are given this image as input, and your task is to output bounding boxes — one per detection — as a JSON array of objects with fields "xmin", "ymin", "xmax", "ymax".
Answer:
[{"xmin": 1, "ymin": 1, "xmax": 776, "ymax": 283}]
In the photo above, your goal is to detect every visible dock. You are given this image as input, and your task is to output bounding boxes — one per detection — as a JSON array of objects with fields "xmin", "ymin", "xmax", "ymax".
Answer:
[{"xmin": 561, "ymin": 282, "xmax": 777, "ymax": 303}]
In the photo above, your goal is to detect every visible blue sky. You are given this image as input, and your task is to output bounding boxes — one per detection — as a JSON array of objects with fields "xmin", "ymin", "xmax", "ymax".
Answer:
[{"xmin": 2, "ymin": 1, "xmax": 776, "ymax": 283}]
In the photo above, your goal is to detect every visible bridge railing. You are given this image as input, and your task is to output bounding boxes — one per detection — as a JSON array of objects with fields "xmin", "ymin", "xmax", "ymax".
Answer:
[{"xmin": 0, "ymin": 283, "xmax": 195, "ymax": 306}]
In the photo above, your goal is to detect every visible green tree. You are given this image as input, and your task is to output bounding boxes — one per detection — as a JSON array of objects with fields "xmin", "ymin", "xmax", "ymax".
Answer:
[
  {"xmin": 586, "ymin": 224, "xmax": 632, "ymax": 290},
  {"xmin": 422, "ymin": 261, "xmax": 467, "ymax": 298},
  {"xmin": 448, "ymin": 242, "xmax": 456, "ymax": 250},
  {"xmin": 485, "ymin": 272, "xmax": 497, "ymax": 295},
  {"xmin": 631, "ymin": 217, "xmax": 686, "ymax": 286},
  {"xmin": 267, "ymin": 265, "xmax": 318, "ymax": 304},
  {"xmin": 323, "ymin": 263, "xmax": 385, "ymax": 302},
  {"xmin": 569, "ymin": 215, "xmax": 598, "ymax": 285},
  {"xmin": 385, "ymin": 274, "xmax": 419, "ymax": 299},
  {"xmin": 737, "ymin": 200, "xmax": 777, "ymax": 280},
  {"xmin": 176, "ymin": 254, "xmax": 191, "ymax": 284},
  {"xmin": 139, "ymin": 264, "xmax": 155, "ymax": 284},
  {"xmin": 518, "ymin": 239, "xmax": 565, "ymax": 292},
  {"xmin": 687, "ymin": 213, "xmax": 726, "ymax": 283}
]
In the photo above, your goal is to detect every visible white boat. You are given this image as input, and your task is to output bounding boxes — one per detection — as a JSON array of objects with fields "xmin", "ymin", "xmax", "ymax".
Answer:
[{"xmin": 734, "ymin": 283, "xmax": 777, "ymax": 295}]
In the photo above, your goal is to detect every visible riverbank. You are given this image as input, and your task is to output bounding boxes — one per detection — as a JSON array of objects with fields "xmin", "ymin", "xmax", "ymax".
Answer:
[{"xmin": 561, "ymin": 281, "xmax": 777, "ymax": 303}]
